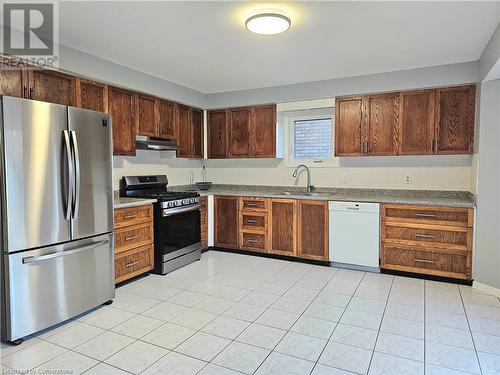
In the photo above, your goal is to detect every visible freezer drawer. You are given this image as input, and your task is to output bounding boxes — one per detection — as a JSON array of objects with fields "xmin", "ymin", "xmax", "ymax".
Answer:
[{"xmin": 3, "ymin": 233, "xmax": 114, "ymax": 341}]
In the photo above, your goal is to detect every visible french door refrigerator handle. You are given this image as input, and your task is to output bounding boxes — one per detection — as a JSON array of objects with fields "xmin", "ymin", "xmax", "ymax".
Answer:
[
  {"xmin": 63, "ymin": 130, "xmax": 74, "ymax": 220},
  {"xmin": 22, "ymin": 238, "xmax": 110, "ymax": 264},
  {"xmin": 71, "ymin": 130, "xmax": 81, "ymax": 219}
]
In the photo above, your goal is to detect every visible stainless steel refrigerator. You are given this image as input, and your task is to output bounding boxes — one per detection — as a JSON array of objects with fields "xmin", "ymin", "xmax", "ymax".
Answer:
[{"xmin": 0, "ymin": 96, "xmax": 115, "ymax": 344}]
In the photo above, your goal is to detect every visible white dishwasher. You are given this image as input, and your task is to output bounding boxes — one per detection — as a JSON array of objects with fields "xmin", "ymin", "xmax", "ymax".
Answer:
[{"xmin": 329, "ymin": 201, "xmax": 380, "ymax": 270}]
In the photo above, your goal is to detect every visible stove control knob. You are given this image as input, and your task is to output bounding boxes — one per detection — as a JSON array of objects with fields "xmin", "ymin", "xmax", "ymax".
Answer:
[
  {"xmin": 169, "ymin": 201, "xmax": 175, "ymax": 208},
  {"xmin": 183, "ymin": 199, "xmax": 190, "ymax": 205},
  {"xmin": 190, "ymin": 198, "xmax": 196, "ymax": 204},
  {"xmin": 175, "ymin": 200, "xmax": 181, "ymax": 207}
]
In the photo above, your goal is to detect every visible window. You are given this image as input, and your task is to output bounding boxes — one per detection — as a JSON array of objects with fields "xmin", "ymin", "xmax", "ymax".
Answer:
[
  {"xmin": 293, "ymin": 118, "xmax": 333, "ymax": 159},
  {"xmin": 284, "ymin": 107, "xmax": 336, "ymax": 167}
]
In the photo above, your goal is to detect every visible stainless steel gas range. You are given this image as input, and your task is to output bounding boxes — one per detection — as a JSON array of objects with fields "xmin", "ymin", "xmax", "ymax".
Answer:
[{"xmin": 120, "ymin": 175, "xmax": 201, "ymax": 274}]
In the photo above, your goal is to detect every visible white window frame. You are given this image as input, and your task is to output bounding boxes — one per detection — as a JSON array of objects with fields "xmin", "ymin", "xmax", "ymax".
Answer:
[{"xmin": 284, "ymin": 108, "xmax": 338, "ymax": 168}]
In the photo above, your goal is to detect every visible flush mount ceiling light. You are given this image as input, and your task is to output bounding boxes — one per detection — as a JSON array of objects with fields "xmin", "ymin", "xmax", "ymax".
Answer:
[{"xmin": 245, "ymin": 12, "xmax": 291, "ymax": 35}]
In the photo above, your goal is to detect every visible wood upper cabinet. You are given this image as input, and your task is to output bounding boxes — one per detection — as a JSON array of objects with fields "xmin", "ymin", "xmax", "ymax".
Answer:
[
  {"xmin": 251, "ymin": 104, "xmax": 276, "ymax": 158},
  {"xmin": 363, "ymin": 93, "xmax": 399, "ymax": 156},
  {"xmin": 108, "ymin": 86, "xmax": 137, "ymax": 156},
  {"xmin": 29, "ymin": 69, "xmax": 76, "ymax": 106},
  {"xmin": 191, "ymin": 108, "xmax": 204, "ymax": 158},
  {"xmin": 228, "ymin": 107, "xmax": 251, "ymax": 157},
  {"xmin": 435, "ymin": 85, "xmax": 475, "ymax": 154},
  {"xmin": 136, "ymin": 94, "xmax": 157, "ymax": 137},
  {"xmin": 335, "ymin": 97, "xmax": 363, "ymax": 156},
  {"xmin": 75, "ymin": 78, "xmax": 108, "ymax": 112},
  {"xmin": 207, "ymin": 109, "xmax": 228, "ymax": 158},
  {"xmin": 157, "ymin": 99, "xmax": 176, "ymax": 139},
  {"xmin": 268, "ymin": 199, "xmax": 297, "ymax": 256},
  {"xmin": 176, "ymin": 104, "xmax": 191, "ymax": 158},
  {"xmin": 399, "ymin": 90, "xmax": 435, "ymax": 155},
  {"xmin": 297, "ymin": 200, "xmax": 328, "ymax": 261},
  {"xmin": 0, "ymin": 69, "xmax": 27, "ymax": 98},
  {"xmin": 214, "ymin": 196, "xmax": 239, "ymax": 248}
]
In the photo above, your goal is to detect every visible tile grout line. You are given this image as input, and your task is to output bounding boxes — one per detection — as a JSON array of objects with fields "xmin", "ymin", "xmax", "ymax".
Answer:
[
  {"xmin": 309, "ymin": 270, "xmax": 369, "ymax": 375},
  {"xmin": 458, "ymin": 284, "xmax": 484, "ymax": 375},
  {"xmin": 365, "ymin": 274, "xmax": 395, "ymax": 375}
]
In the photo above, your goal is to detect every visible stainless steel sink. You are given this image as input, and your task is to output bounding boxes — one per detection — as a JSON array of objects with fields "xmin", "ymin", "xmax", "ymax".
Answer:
[{"xmin": 274, "ymin": 191, "xmax": 332, "ymax": 197}]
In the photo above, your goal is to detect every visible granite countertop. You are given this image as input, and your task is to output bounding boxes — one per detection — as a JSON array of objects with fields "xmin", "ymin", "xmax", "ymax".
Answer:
[
  {"xmin": 114, "ymin": 195, "xmax": 157, "ymax": 209},
  {"xmin": 170, "ymin": 184, "xmax": 476, "ymax": 208}
]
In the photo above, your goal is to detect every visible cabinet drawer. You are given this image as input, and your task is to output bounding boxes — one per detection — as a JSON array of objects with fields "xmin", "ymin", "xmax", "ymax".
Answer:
[
  {"xmin": 381, "ymin": 245, "xmax": 470, "ymax": 279},
  {"xmin": 114, "ymin": 205, "xmax": 153, "ymax": 228},
  {"xmin": 241, "ymin": 232, "xmax": 267, "ymax": 251},
  {"xmin": 115, "ymin": 223, "xmax": 153, "ymax": 253},
  {"xmin": 383, "ymin": 222, "xmax": 469, "ymax": 249},
  {"xmin": 382, "ymin": 204, "xmax": 472, "ymax": 227},
  {"xmin": 241, "ymin": 212, "xmax": 267, "ymax": 231},
  {"xmin": 240, "ymin": 198, "xmax": 268, "ymax": 212},
  {"xmin": 115, "ymin": 244, "xmax": 154, "ymax": 283}
]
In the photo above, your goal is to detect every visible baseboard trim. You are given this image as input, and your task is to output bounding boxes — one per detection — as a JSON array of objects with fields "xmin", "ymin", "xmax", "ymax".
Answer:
[{"xmin": 473, "ymin": 281, "xmax": 500, "ymax": 298}]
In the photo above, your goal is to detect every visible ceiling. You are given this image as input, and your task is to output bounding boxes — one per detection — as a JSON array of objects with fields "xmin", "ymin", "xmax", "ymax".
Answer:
[{"xmin": 58, "ymin": 1, "xmax": 500, "ymax": 94}]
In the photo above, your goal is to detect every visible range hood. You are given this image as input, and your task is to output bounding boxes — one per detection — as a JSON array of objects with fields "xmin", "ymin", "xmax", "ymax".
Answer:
[{"xmin": 135, "ymin": 135, "xmax": 180, "ymax": 151}]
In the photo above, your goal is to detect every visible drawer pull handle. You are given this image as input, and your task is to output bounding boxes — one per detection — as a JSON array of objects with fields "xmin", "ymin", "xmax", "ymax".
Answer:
[
  {"xmin": 125, "ymin": 261, "xmax": 139, "ymax": 268},
  {"xmin": 124, "ymin": 214, "xmax": 137, "ymax": 219},
  {"xmin": 124, "ymin": 236, "xmax": 138, "ymax": 242},
  {"xmin": 414, "ymin": 258, "xmax": 435, "ymax": 264},
  {"xmin": 245, "ymin": 203, "xmax": 260, "ymax": 207},
  {"xmin": 415, "ymin": 234, "xmax": 435, "ymax": 239},
  {"xmin": 247, "ymin": 219, "xmax": 258, "ymax": 224},
  {"xmin": 247, "ymin": 239, "xmax": 259, "ymax": 244},
  {"xmin": 414, "ymin": 213, "xmax": 436, "ymax": 218}
]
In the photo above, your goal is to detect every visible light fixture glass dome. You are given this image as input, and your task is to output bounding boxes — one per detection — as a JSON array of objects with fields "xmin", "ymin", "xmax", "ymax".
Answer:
[{"xmin": 245, "ymin": 13, "xmax": 291, "ymax": 35}]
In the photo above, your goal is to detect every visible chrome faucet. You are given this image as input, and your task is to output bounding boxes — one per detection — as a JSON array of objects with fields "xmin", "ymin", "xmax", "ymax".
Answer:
[{"xmin": 292, "ymin": 164, "xmax": 315, "ymax": 193}]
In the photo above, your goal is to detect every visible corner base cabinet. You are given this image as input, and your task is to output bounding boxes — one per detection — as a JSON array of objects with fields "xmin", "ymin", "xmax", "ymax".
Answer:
[
  {"xmin": 114, "ymin": 204, "xmax": 154, "ymax": 283},
  {"xmin": 381, "ymin": 204, "xmax": 473, "ymax": 280}
]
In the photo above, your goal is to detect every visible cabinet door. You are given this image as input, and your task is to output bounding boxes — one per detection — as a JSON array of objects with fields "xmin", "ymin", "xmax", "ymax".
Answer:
[
  {"xmin": 363, "ymin": 93, "xmax": 399, "ymax": 156},
  {"xmin": 207, "ymin": 109, "xmax": 228, "ymax": 158},
  {"xmin": 0, "ymin": 69, "xmax": 27, "ymax": 98},
  {"xmin": 435, "ymin": 85, "xmax": 475, "ymax": 154},
  {"xmin": 75, "ymin": 78, "xmax": 108, "ymax": 112},
  {"xmin": 251, "ymin": 104, "xmax": 276, "ymax": 158},
  {"xmin": 268, "ymin": 199, "xmax": 296, "ymax": 256},
  {"xmin": 200, "ymin": 197, "xmax": 208, "ymax": 250},
  {"xmin": 335, "ymin": 97, "xmax": 363, "ymax": 156},
  {"xmin": 297, "ymin": 200, "xmax": 328, "ymax": 261},
  {"xmin": 214, "ymin": 196, "xmax": 239, "ymax": 248},
  {"xmin": 108, "ymin": 87, "xmax": 136, "ymax": 156},
  {"xmin": 399, "ymin": 90, "xmax": 435, "ymax": 155},
  {"xmin": 191, "ymin": 108, "xmax": 204, "ymax": 158},
  {"xmin": 176, "ymin": 104, "xmax": 191, "ymax": 158},
  {"xmin": 28, "ymin": 69, "xmax": 76, "ymax": 106},
  {"xmin": 229, "ymin": 107, "xmax": 251, "ymax": 157},
  {"xmin": 157, "ymin": 99, "xmax": 176, "ymax": 139},
  {"xmin": 136, "ymin": 94, "xmax": 157, "ymax": 137}
]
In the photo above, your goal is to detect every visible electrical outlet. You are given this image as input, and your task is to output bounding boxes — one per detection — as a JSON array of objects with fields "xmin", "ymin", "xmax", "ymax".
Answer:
[{"xmin": 404, "ymin": 175, "xmax": 412, "ymax": 184}]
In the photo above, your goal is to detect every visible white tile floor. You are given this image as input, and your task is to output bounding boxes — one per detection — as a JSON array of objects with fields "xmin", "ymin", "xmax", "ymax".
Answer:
[{"xmin": 2, "ymin": 250, "xmax": 500, "ymax": 375}]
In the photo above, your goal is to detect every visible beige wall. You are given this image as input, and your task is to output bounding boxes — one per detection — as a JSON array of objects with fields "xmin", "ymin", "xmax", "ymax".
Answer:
[{"xmin": 204, "ymin": 157, "xmax": 473, "ymax": 191}]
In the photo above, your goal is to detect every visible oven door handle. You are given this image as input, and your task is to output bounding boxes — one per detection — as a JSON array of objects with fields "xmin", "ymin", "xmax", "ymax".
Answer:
[{"xmin": 163, "ymin": 204, "xmax": 201, "ymax": 217}]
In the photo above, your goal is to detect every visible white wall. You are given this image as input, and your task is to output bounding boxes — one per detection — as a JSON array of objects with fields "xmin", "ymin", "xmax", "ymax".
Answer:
[
  {"xmin": 473, "ymin": 80, "xmax": 500, "ymax": 289},
  {"xmin": 112, "ymin": 152, "xmax": 202, "ymax": 190},
  {"xmin": 204, "ymin": 157, "xmax": 472, "ymax": 191}
]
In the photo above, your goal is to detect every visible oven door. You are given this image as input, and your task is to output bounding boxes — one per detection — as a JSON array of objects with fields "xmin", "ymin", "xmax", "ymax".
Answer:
[{"xmin": 156, "ymin": 204, "xmax": 201, "ymax": 262}]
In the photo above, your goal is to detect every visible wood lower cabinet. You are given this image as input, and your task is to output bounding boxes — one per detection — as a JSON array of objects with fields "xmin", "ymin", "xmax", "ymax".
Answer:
[
  {"xmin": 200, "ymin": 197, "xmax": 208, "ymax": 250},
  {"xmin": 239, "ymin": 198, "xmax": 268, "ymax": 252},
  {"xmin": 381, "ymin": 204, "xmax": 473, "ymax": 279},
  {"xmin": 214, "ymin": 196, "xmax": 239, "ymax": 248},
  {"xmin": 268, "ymin": 199, "xmax": 297, "ymax": 257},
  {"xmin": 76, "ymin": 78, "xmax": 108, "ymax": 112},
  {"xmin": 114, "ymin": 204, "xmax": 154, "ymax": 283},
  {"xmin": 109, "ymin": 86, "xmax": 137, "ymax": 156},
  {"xmin": 207, "ymin": 109, "xmax": 229, "ymax": 158},
  {"xmin": 297, "ymin": 200, "xmax": 329, "ymax": 261}
]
